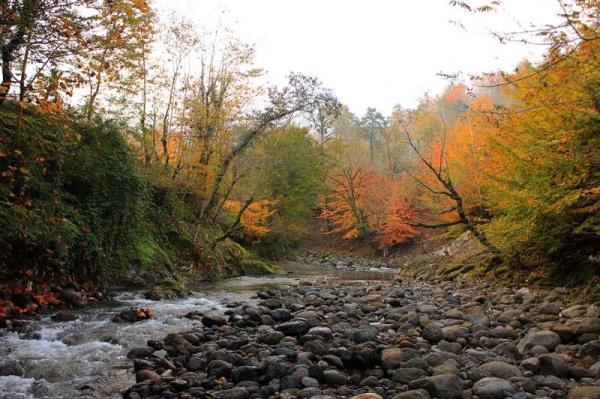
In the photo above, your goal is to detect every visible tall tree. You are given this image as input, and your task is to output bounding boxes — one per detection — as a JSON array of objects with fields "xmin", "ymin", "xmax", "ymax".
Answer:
[
  {"xmin": 202, "ymin": 73, "xmax": 338, "ymax": 218},
  {"xmin": 360, "ymin": 107, "xmax": 387, "ymax": 163},
  {"xmin": 82, "ymin": 0, "xmax": 154, "ymax": 121}
]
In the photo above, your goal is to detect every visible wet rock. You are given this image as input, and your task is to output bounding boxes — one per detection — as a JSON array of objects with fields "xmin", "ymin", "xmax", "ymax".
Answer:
[
  {"xmin": 308, "ymin": 326, "xmax": 332, "ymax": 341},
  {"xmin": 441, "ymin": 325, "xmax": 468, "ymax": 342},
  {"xmin": 301, "ymin": 376, "xmax": 319, "ymax": 388},
  {"xmin": 202, "ymin": 315, "xmax": 227, "ymax": 328},
  {"xmin": 538, "ymin": 302, "xmax": 561, "ymax": 315},
  {"xmin": 50, "ymin": 312, "xmax": 78, "ymax": 322},
  {"xmin": 437, "ymin": 340, "xmax": 462, "ymax": 354},
  {"xmin": 472, "ymin": 377, "xmax": 518, "ymax": 399},
  {"xmin": 127, "ymin": 347, "xmax": 153, "ymax": 359},
  {"xmin": 135, "ymin": 369, "xmax": 161, "ymax": 382},
  {"xmin": 271, "ymin": 308, "xmax": 293, "ymax": 322},
  {"xmin": 568, "ymin": 317, "xmax": 600, "ymax": 336},
  {"xmin": 276, "ymin": 320, "xmax": 309, "ymax": 336},
  {"xmin": 261, "ymin": 299, "xmax": 282, "ymax": 310},
  {"xmin": 0, "ymin": 360, "xmax": 25, "ymax": 376},
  {"xmin": 121, "ymin": 258, "xmax": 600, "ymax": 399},
  {"xmin": 112, "ymin": 308, "xmax": 153, "ymax": 323},
  {"xmin": 61, "ymin": 288, "xmax": 84, "ymax": 307}
]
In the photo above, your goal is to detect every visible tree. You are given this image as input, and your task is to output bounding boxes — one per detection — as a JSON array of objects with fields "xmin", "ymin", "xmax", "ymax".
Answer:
[
  {"xmin": 360, "ymin": 107, "xmax": 387, "ymax": 163},
  {"xmin": 201, "ymin": 73, "xmax": 338, "ymax": 218},
  {"xmin": 0, "ymin": 0, "xmax": 91, "ymax": 106},
  {"xmin": 308, "ymin": 96, "xmax": 341, "ymax": 146},
  {"xmin": 479, "ymin": 35, "xmax": 600, "ymax": 274},
  {"xmin": 319, "ymin": 164, "xmax": 418, "ymax": 249},
  {"xmin": 81, "ymin": 0, "xmax": 154, "ymax": 121},
  {"xmin": 229, "ymin": 126, "xmax": 327, "ymax": 255},
  {"xmin": 398, "ymin": 104, "xmax": 500, "ymax": 257}
]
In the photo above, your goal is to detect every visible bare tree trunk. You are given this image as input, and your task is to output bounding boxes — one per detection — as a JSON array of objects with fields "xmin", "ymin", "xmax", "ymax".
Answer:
[
  {"xmin": 400, "ymin": 121, "xmax": 501, "ymax": 257},
  {"xmin": 202, "ymin": 107, "xmax": 301, "ymax": 219}
]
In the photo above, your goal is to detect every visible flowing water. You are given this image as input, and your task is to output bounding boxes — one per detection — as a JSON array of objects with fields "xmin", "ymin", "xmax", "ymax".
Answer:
[{"xmin": 0, "ymin": 262, "xmax": 396, "ymax": 399}]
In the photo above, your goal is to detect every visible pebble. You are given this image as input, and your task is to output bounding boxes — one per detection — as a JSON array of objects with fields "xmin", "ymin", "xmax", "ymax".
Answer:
[{"xmin": 120, "ymin": 260, "xmax": 600, "ymax": 399}]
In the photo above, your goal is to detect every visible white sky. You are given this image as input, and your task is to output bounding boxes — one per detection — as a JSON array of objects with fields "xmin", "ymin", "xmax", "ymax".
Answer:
[{"xmin": 155, "ymin": 0, "xmax": 564, "ymax": 115}]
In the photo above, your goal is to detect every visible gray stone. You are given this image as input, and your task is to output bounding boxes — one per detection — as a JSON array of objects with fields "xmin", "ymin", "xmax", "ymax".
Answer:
[
  {"xmin": 473, "ymin": 361, "xmax": 522, "ymax": 380},
  {"xmin": 473, "ymin": 377, "xmax": 518, "ymax": 399},
  {"xmin": 301, "ymin": 376, "xmax": 320, "ymax": 388},
  {"xmin": 392, "ymin": 367, "xmax": 428, "ymax": 384},
  {"xmin": 216, "ymin": 387, "xmax": 249, "ymax": 399},
  {"xmin": 538, "ymin": 354, "xmax": 570, "ymax": 377},
  {"xmin": 516, "ymin": 330, "xmax": 561, "ymax": 354},
  {"xmin": 276, "ymin": 320, "xmax": 309, "ymax": 336},
  {"xmin": 271, "ymin": 308, "xmax": 293, "ymax": 322},
  {"xmin": 409, "ymin": 374, "xmax": 464, "ymax": 399},
  {"xmin": 392, "ymin": 390, "xmax": 431, "ymax": 399},
  {"xmin": 322, "ymin": 369, "xmax": 349, "ymax": 386},
  {"xmin": 381, "ymin": 347, "xmax": 404, "ymax": 370},
  {"xmin": 201, "ymin": 315, "xmax": 227, "ymax": 327},
  {"xmin": 423, "ymin": 323, "xmax": 444, "ymax": 343}
]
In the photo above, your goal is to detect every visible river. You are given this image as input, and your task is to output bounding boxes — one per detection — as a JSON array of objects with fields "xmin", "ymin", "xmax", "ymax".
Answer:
[{"xmin": 0, "ymin": 260, "xmax": 396, "ymax": 399}]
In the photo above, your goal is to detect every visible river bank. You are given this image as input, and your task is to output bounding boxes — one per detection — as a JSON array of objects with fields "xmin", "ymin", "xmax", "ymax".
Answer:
[
  {"xmin": 0, "ymin": 256, "xmax": 395, "ymax": 398},
  {"xmin": 121, "ymin": 261, "xmax": 600, "ymax": 399},
  {"xmin": 1, "ymin": 254, "xmax": 599, "ymax": 399}
]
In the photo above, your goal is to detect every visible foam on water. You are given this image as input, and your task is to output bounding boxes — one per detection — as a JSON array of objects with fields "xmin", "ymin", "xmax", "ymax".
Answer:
[
  {"xmin": 0, "ymin": 376, "xmax": 36, "ymax": 398},
  {"xmin": 0, "ymin": 292, "xmax": 228, "ymax": 398}
]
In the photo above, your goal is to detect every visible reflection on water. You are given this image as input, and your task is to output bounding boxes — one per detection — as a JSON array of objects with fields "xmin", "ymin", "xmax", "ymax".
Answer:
[{"xmin": 0, "ymin": 260, "xmax": 396, "ymax": 398}]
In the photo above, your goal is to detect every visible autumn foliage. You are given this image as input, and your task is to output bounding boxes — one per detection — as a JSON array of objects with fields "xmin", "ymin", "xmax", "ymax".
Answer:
[
  {"xmin": 223, "ymin": 199, "xmax": 277, "ymax": 238},
  {"xmin": 319, "ymin": 166, "xmax": 418, "ymax": 249}
]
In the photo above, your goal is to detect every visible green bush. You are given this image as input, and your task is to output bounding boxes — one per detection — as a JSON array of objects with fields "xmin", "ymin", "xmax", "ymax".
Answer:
[{"xmin": 0, "ymin": 103, "xmax": 149, "ymax": 283}]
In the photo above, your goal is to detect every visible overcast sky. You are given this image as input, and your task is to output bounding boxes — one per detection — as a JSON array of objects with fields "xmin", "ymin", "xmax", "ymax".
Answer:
[{"xmin": 155, "ymin": 0, "xmax": 564, "ymax": 115}]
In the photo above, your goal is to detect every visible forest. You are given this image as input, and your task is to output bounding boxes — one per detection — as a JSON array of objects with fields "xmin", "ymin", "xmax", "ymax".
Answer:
[{"xmin": 0, "ymin": 0, "xmax": 599, "ymax": 314}]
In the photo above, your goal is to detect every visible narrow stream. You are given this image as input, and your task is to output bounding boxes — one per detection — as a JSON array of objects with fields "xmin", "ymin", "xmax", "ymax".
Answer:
[{"xmin": 0, "ymin": 262, "xmax": 396, "ymax": 399}]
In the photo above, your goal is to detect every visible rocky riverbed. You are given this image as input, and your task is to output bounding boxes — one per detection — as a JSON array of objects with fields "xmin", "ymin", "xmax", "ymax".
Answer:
[{"xmin": 122, "ymin": 277, "xmax": 600, "ymax": 399}]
